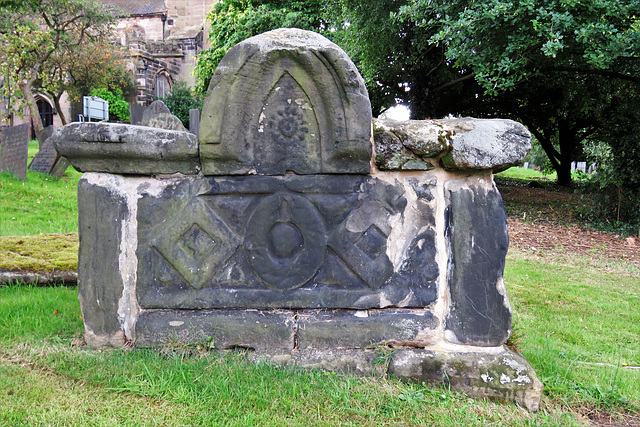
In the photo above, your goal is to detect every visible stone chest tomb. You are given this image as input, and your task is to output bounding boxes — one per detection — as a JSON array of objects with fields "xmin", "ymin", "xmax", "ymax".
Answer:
[{"xmin": 52, "ymin": 29, "xmax": 542, "ymax": 410}]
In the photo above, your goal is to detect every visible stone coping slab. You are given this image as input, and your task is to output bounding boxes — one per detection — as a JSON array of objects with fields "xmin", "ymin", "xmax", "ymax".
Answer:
[
  {"xmin": 52, "ymin": 122, "xmax": 199, "ymax": 175},
  {"xmin": 374, "ymin": 117, "xmax": 531, "ymax": 172}
]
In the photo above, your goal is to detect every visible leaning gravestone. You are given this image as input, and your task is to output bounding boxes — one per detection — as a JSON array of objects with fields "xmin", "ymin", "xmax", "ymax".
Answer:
[
  {"xmin": 0, "ymin": 123, "xmax": 30, "ymax": 181},
  {"xmin": 36, "ymin": 125, "xmax": 55, "ymax": 150},
  {"xmin": 29, "ymin": 126, "xmax": 69, "ymax": 177},
  {"xmin": 52, "ymin": 29, "xmax": 542, "ymax": 411}
]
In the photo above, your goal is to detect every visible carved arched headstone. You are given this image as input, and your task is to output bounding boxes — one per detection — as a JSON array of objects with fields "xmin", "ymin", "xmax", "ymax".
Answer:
[{"xmin": 199, "ymin": 29, "xmax": 372, "ymax": 175}]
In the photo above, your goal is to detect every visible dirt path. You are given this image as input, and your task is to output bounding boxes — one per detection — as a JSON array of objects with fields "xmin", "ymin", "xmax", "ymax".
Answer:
[{"xmin": 498, "ymin": 182, "xmax": 640, "ymax": 269}]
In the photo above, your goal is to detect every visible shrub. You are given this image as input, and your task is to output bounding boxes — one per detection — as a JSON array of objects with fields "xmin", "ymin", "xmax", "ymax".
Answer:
[
  {"xmin": 156, "ymin": 81, "xmax": 203, "ymax": 129},
  {"xmin": 89, "ymin": 87, "xmax": 130, "ymax": 122}
]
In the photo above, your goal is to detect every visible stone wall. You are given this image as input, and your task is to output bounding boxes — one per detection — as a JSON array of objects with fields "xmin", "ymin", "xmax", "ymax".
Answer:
[{"xmin": 52, "ymin": 29, "xmax": 542, "ymax": 411}]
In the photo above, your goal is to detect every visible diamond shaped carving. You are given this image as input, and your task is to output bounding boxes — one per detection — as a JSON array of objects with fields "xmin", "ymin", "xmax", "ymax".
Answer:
[
  {"xmin": 354, "ymin": 224, "xmax": 387, "ymax": 261},
  {"xmin": 177, "ymin": 224, "xmax": 216, "ymax": 260},
  {"xmin": 154, "ymin": 198, "xmax": 240, "ymax": 289}
]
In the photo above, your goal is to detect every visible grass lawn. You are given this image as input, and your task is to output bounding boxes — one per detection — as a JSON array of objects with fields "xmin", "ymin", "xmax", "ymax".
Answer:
[
  {"xmin": 0, "ymin": 163, "xmax": 638, "ymax": 425},
  {"xmin": 0, "ymin": 140, "xmax": 82, "ymax": 236}
]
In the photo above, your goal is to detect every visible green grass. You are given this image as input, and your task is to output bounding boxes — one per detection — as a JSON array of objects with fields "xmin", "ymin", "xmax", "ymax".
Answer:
[
  {"xmin": 504, "ymin": 253, "xmax": 640, "ymax": 411},
  {"xmin": 0, "ymin": 140, "xmax": 81, "ymax": 236},
  {"xmin": 0, "ymin": 289, "xmax": 575, "ymax": 427},
  {"xmin": 0, "ymin": 250, "xmax": 638, "ymax": 425},
  {"xmin": 497, "ymin": 166, "xmax": 557, "ymax": 183}
]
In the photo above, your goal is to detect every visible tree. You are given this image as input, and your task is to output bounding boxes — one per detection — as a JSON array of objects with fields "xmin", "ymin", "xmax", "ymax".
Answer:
[
  {"xmin": 0, "ymin": 0, "xmax": 117, "ymax": 133},
  {"xmin": 327, "ymin": 0, "xmax": 640, "ymax": 185},
  {"xmin": 395, "ymin": 0, "xmax": 640, "ymax": 185},
  {"xmin": 39, "ymin": 39, "xmax": 130, "ymax": 125},
  {"xmin": 327, "ymin": 0, "xmax": 478, "ymax": 119},
  {"xmin": 195, "ymin": 0, "xmax": 324, "ymax": 95}
]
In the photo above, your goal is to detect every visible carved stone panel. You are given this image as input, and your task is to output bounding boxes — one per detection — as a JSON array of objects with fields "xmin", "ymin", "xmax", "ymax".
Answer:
[
  {"xmin": 199, "ymin": 28, "xmax": 372, "ymax": 175},
  {"xmin": 136, "ymin": 175, "xmax": 439, "ymax": 310}
]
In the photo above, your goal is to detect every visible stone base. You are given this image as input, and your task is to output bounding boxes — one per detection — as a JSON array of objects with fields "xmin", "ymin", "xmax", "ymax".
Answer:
[
  {"xmin": 258, "ymin": 346, "xmax": 542, "ymax": 412},
  {"xmin": 135, "ymin": 307, "xmax": 542, "ymax": 411}
]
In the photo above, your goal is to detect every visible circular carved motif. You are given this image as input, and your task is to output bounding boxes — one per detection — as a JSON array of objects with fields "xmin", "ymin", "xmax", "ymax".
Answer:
[
  {"xmin": 245, "ymin": 193, "xmax": 326, "ymax": 290},
  {"xmin": 269, "ymin": 104, "xmax": 308, "ymax": 145}
]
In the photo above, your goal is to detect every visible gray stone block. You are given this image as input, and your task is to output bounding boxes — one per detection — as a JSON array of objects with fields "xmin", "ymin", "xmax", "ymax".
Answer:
[
  {"xmin": 136, "ymin": 309, "xmax": 296, "ymax": 352},
  {"xmin": 389, "ymin": 348, "xmax": 543, "ymax": 412},
  {"xmin": 439, "ymin": 118, "xmax": 531, "ymax": 171},
  {"xmin": 373, "ymin": 118, "xmax": 531, "ymax": 172},
  {"xmin": 199, "ymin": 28, "xmax": 372, "ymax": 175},
  {"xmin": 444, "ymin": 180, "xmax": 511, "ymax": 346},
  {"xmin": 134, "ymin": 175, "xmax": 438, "ymax": 310},
  {"xmin": 51, "ymin": 122, "xmax": 199, "ymax": 175},
  {"xmin": 297, "ymin": 309, "xmax": 438, "ymax": 350},
  {"xmin": 77, "ymin": 177, "xmax": 129, "ymax": 347}
]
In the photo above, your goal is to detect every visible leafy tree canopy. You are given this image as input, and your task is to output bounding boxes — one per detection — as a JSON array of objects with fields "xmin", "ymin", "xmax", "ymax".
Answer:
[
  {"xmin": 335, "ymin": 0, "xmax": 640, "ymax": 185},
  {"xmin": 0, "ymin": 0, "xmax": 119, "ymax": 132},
  {"xmin": 194, "ymin": 0, "xmax": 324, "ymax": 95},
  {"xmin": 196, "ymin": 0, "xmax": 640, "ymax": 186}
]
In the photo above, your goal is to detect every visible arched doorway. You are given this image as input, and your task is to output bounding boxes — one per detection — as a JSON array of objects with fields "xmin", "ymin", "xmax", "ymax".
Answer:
[
  {"xmin": 155, "ymin": 73, "xmax": 171, "ymax": 99},
  {"xmin": 37, "ymin": 99, "xmax": 54, "ymax": 128}
]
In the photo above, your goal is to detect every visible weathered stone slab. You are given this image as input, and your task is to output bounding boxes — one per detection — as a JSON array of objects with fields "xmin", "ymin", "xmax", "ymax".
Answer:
[
  {"xmin": 189, "ymin": 109, "xmax": 200, "ymax": 136},
  {"xmin": 389, "ymin": 347, "xmax": 542, "ymax": 411},
  {"xmin": 36, "ymin": 125, "xmax": 55, "ymax": 150},
  {"xmin": 49, "ymin": 156, "xmax": 70, "ymax": 178},
  {"xmin": 373, "ymin": 118, "xmax": 450, "ymax": 171},
  {"xmin": 77, "ymin": 176, "xmax": 129, "ymax": 347},
  {"xmin": 199, "ymin": 28, "xmax": 372, "ymax": 175},
  {"xmin": 135, "ymin": 175, "xmax": 438, "ymax": 310},
  {"xmin": 439, "ymin": 118, "xmax": 531, "ymax": 171},
  {"xmin": 51, "ymin": 122, "xmax": 199, "ymax": 175},
  {"xmin": 136, "ymin": 309, "xmax": 296, "ymax": 352},
  {"xmin": 444, "ymin": 179, "xmax": 511, "ymax": 346},
  {"xmin": 289, "ymin": 349, "xmax": 384, "ymax": 377},
  {"xmin": 297, "ymin": 309, "xmax": 438, "ymax": 350},
  {"xmin": 140, "ymin": 100, "xmax": 187, "ymax": 131},
  {"xmin": 373, "ymin": 118, "xmax": 530, "ymax": 172},
  {"xmin": 0, "ymin": 123, "xmax": 30, "ymax": 181}
]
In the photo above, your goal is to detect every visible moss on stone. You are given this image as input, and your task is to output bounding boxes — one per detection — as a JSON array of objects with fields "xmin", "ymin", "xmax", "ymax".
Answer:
[{"xmin": 0, "ymin": 233, "xmax": 78, "ymax": 272}]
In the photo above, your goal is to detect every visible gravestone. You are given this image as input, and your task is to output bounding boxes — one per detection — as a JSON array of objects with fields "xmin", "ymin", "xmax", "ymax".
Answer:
[
  {"xmin": 0, "ymin": 123, "xmax": 30, "ymax": 181},
  {"xmin": 129, "ymin": 103, "xmax": 146, "ymax": 126},
  {"xmin": 29, "ymin": 126, "xmax": 71, "ymax": 178},
  {"xmin": 36, "ymin": 125, "xmax": 55, "ymax": 150},
  {"xmin": 52, "ymin": 29, "xmax": 542, "ymax": 411},
  {"xmin": 139, "ymin": 100, "xmax": 187, "ymax": 131},
  {"xmin": 189, "ymin": 109, "xmax": 200, "ymax": 136}
]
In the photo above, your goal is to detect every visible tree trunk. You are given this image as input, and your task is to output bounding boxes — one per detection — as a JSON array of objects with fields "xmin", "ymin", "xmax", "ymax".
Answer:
[
  {"xmin": 556, "ymin": 120, "xmax": 577, "ymax": 186},
  {"xmin": 18, "ymin": 77, "xmax": 44, "ymax": 136},
  {"xmin": 51, "ymin": 92, "xmax": 67, "ymax": 125},
  {"xmin": 556, "ymin": 162, "xmax": 573, "ymax": 186}
]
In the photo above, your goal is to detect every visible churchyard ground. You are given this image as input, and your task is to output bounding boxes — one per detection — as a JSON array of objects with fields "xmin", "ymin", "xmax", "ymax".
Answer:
[{"xmin": 0, "ymin": 163, "xmax": 638, "ymax": 426}]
